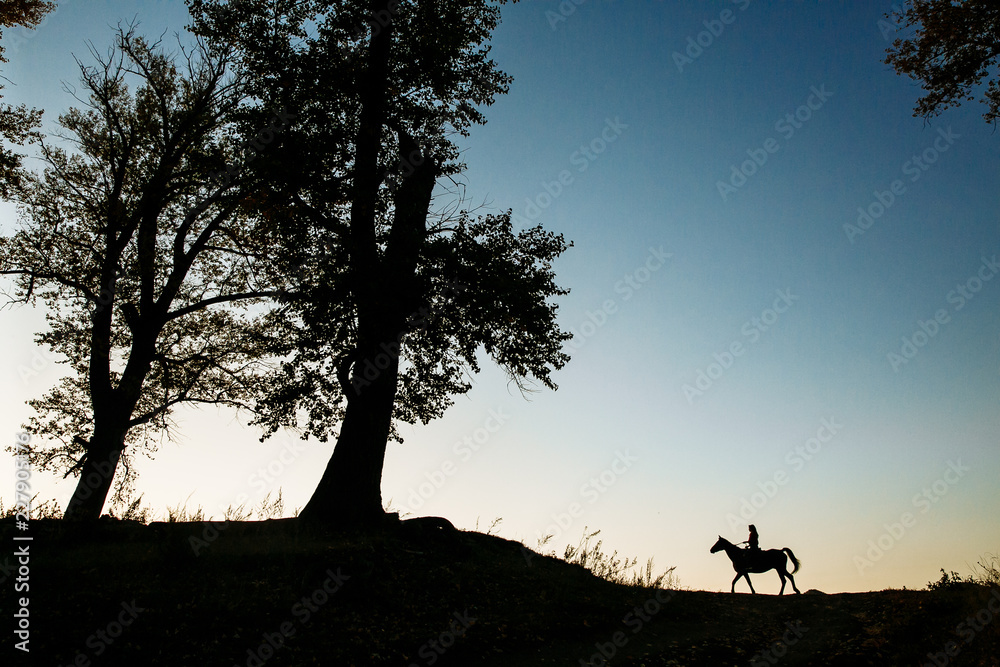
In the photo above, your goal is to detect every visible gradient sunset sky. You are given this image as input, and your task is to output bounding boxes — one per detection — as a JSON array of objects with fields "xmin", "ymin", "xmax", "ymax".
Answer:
[{"xmin": 2, "ymin": 0, "xmax": 998, "ymax": 594}]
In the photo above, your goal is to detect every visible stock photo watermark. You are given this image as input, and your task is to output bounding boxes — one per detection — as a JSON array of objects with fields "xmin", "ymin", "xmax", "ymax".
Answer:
[
  {"xmin": 339, "ymin": 0, "xmax": 400, "ymax": 57},
  {"xmin": 512, "ymin": 117, "xmax": 627, "ymax": 227},
  {"xmin": 749, "ymin": 620, "xmax": 810, "ymax": 667},
  {"xmin": 3, "ymin": 0, "xmax": 72, "ymax": 57},
  {"xmin": 233, "ymin": 568, "xmax": 350, "ymax": 667},
  {"xmin": 53, "ymin": 600, "xmax": 146, "ymax": 666},
  {"xmin": 844, "ymin": 127, "xmax": 959, "ymax": 244},
  {"xmin": 189, "ymin": 433, "xmax": 313, "ymax": 555},
  {"xmin": 546, "ymin": 0, "xmax": 588, "ymax": 30},
  {"xmin": 63, "ymin": 447, "xmax": 123, "ymax": 517},
  {"xmin": 566, "ymin": 246, "xmax": 672, "ymax": 351},
  {"xmin": 523, "ymin": 449, "xmax": 639, "ymax": 566},
  {"xmin": 249, "ymin": 439, "xmax": 308, "ymax": 494},
  {"xmin": 16, "ymin": 346, "xmax": 61, "ymax": 385},
  {"xmin": 717, "ymin": 84, "xmax": 834, "ymax": 201},
  {"xmin": 920, "ymin": 587, "xmax": 1000, "ymax": 667},
  {"xmin": 402, "ymin": 407, "xmax": 509, "ymax": 513},
  {"xmin": 887, "ymin": 254, "xmax": 998, "ymax": 372},
  {"xmin": 726, "ymin": 416, "xmax": 843, "ymax": 532},
  {"xmin": 13, "ymin": 432, "xmax": 32, "ymax": 653},
  {"xmin": 683, "ymin": 288, "xmax": 799, "ymax": 404},
  {"xmin": 672, "ymin": 0, "xmax": 753, "ymax": 73},
  {"xmin": 349, "ymin": 281, "xmax": 468, "ymax": 394},
  {"xmin": 579, "ymin": 587, "xmax": 677, "ymax": 666},
  {"xmin": 406, "ymin": 610, "xmax": 478, "ymax": 667},
  {"xmin": 854, "ymin": 459, "xmax": 969, "ymax": 574},
  {"xmin": 878, "ymin": 1, "xmax": 914, "ymax": 41}
]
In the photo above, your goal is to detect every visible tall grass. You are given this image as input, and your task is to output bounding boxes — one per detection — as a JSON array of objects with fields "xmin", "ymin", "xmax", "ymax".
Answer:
[
  {"xmin": 0, "ymin": 494, "xmax": 62, "ymax": 519},
  {"xmin": 165, "ymin": 489, "xmax": 289, "ymax": 522},
  {"xmin": 970, "ymin": 552, "xmax": 1000, "ymax": 587},
  {"xmin": 538, "ymin": 527, "xmax": 680, "ymax": 589},
  {"xmin": 1, "ymin": 489, "xmax": 292, "ymax": 523}
]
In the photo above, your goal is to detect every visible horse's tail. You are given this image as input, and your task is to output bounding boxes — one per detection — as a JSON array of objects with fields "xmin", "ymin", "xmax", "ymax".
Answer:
[{"xmin": 783, "ymin": 548, "xmax": 801, "ymax": 573}]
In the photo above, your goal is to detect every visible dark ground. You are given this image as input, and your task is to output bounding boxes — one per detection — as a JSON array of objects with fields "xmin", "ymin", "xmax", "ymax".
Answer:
[{"xmin": 3, "ymin": 517, "xmax": 998, "ymax": 666}]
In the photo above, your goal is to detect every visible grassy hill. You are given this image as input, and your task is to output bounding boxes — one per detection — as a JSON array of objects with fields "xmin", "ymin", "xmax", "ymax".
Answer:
[{"xmin": 5, "ymin": 516, "xmax": 999, "ymax": 666}]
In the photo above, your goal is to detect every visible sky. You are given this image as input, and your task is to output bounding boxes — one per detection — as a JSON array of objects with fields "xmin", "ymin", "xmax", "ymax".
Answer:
[{"xmin": 1, "ymin": 0, "xmax": 998, "ymax": 595}]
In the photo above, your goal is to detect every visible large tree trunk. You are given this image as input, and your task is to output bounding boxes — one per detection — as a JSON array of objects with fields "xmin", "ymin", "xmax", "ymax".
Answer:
[
  {"xmin": 297, "ymin": 0, "xmax": 398, "ymax": 529},
  {"xmin": 62, "ymin": 422, "xmax": 127, "ymax": 520},
  {"xmin": 63, "ymin": 296, "xmax": 152, "ymax": 520},
  {"xmin": 298, "ymin": 338, "xmax": 400, "ymax": 527},
  {"xmin": 297, "ymin": 149, "xmax": 437, "ymax": 528},
  {"xmin": 297, "ymin": 0, "xmax": 439, "ymax": 529}
]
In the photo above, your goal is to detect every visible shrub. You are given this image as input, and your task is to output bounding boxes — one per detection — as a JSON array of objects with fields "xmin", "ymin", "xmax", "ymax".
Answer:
[
  {"xmin": 926, "ymin": 568, "xmax": 969, "ymax": 591},
  {"xmin": 927, "ymin": 554, "xmax": 1000, "ymax": 591}
]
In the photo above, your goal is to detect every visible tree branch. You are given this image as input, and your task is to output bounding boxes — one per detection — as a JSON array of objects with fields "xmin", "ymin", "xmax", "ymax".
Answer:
[{"xmin": 165, "ymin": 289, "xmax": 285, "ymax": 321}]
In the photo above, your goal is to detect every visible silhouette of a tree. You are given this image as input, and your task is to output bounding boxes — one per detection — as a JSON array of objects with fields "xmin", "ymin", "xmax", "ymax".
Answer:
[
  {"xmin": 1, "ymin": 0, "xmax": 55, "ymax": 195},
  {"xmin": 0, "ymin": 27, "xmax": 288, "ymax": 519},
  {"xmin": 884, "ymin": 0, "xmax": 1000, "ymax": 124},
  {"xmin": 188, "ymin": 0, "xmax": 572, "ymax": 527}
]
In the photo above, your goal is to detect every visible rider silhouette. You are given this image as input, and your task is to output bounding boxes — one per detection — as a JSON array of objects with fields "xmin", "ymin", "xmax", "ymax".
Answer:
[{"xmin": 747, "ymin": 524, "xmax": 760, "ymax": 553}]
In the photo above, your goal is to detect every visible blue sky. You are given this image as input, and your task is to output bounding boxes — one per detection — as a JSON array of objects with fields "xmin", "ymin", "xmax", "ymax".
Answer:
[{"xmin": 2, "ymin": 1, "xmax": 998, "ymax": 594}]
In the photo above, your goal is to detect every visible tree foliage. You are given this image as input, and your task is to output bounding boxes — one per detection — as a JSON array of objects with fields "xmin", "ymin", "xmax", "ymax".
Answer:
[
  {"xmin": 190, "ymin": 0, "xmax": 569, "ymax": 442},
  {"xmin": 0, "ymin": 0, "xmax": 55, "ymax": 195},
  {"xmin": 884, "ymin": 0, "xmax": 1000, "ymax": 123},
  {"xmin": 0, "ymin": 26, "xmax": 287, "ymax": 516},
  {"xmin": 188, "ymin": 0, "xmax": 571, "ymax": 524}
]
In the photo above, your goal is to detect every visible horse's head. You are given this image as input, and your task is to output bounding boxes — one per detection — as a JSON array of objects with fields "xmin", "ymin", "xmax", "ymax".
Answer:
[{"xmin": 710, "ymin": 536, "xmax": 728, "ymax": 553}]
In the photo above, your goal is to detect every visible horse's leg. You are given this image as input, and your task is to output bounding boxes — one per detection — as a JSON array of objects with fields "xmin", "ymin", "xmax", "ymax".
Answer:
[
  {"xmin": 787, "ymin": 571, "xmax": 801, "ymax": 594},
  {"xmin": 778, "ymin": 570, "xmax": 786, "ymax": 595},
  {"xmin": 744, "ymin": 573, "xmax": 756, "ymax": 594},
  {"xmin": 731, "ymin": 572, "xmax": 741, "ymax": 593}
]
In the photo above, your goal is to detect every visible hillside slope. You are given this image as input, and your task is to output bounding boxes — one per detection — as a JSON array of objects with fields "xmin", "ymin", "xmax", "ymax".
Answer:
[{"xmin": 5, "ymin": 517, "xmax": 998, "ymax": 666}]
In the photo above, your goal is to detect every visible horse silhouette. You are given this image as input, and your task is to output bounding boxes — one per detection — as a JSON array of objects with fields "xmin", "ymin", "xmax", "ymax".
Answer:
[{"xmin": 710, "ymin": 536, "xmax": 801, "ymax": 594}]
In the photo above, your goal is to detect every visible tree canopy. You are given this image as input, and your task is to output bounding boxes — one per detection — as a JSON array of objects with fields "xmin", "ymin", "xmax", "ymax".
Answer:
[
  {"xmin": 1, "ymin": 26, "xmax": 288, "ymax": 517},
  {"xmin": 188, "ymin": 0, "xmax": 571, "ymax": 526},
  {"xmin": 0, "ymin": 0, "xmax": 55, "ymax": 195},
  {"xmin": 884, "ymin": 0, "xmax": 1000, "ymax": 123},
  {"xmin": 2, "ymin": 0, "xmax": 570, "ymax": 525}
]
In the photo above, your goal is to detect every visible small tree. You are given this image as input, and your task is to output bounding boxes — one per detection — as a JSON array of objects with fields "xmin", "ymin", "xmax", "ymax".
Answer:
[
  {"xmin": 884, "ymin": 0, "xmax": 1000, "ymax": 124},
  {"xmin": 0, "ymin": 27, "xmax": 287, "ymax": 519}
]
